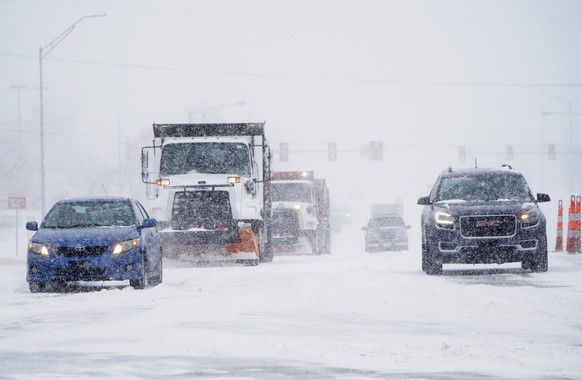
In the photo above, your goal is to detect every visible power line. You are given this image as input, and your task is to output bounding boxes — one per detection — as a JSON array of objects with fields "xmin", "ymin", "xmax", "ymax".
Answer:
[{"xmin": 1, "ymin": 52, "xmax": 581, "ymax": 89}]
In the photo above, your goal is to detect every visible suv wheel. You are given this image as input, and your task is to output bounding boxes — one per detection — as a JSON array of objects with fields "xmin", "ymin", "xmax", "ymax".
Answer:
[
  {"xmin": 530, "ymin": 235, "xmax": 548, "ymax": 272},
  {"xmin": 422, "ymin": 240, "xmax": 442, "ymax": 275}
]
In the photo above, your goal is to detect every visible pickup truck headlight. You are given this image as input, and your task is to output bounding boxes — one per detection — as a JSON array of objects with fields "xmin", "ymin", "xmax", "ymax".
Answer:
[
  {"xmin": 112, "ymin": 239, "xmax": 140, "ymax": 255},
  {"xmin": 434, "ymin": 211, "xmax": 454, "ymax": 229},
  {"xmin": 28, "ymin": 242, "xmax": 49, "ymax": 256}
]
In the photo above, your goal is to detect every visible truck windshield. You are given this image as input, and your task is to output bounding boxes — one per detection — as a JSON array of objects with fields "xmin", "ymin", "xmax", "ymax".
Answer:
[
  {"xmin": 160, "ymin": 142, "xmax": 251, "ymax": 176},
  {"xmin": 271, "ymin": 183, "xmax": 312, "ymax": 203}
]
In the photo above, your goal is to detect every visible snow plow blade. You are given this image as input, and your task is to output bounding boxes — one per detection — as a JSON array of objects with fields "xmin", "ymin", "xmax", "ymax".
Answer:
[{"xmin": 226, "ymin": 226, "xmax": 260, "ymax": 265}]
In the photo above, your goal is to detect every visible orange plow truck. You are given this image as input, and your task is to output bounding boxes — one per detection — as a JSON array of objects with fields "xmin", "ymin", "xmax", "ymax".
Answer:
[{"xmin": 270, "ymin": 171, "xmax": 331, "ymax": 255}]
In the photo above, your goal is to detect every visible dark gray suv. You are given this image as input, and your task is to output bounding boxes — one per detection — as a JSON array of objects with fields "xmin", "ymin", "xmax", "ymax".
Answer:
[
  {"xmin": 363, "ymin": 214, "xmax": 410, "ymax": 252},
  {"xmin": 417, "ymin": 166, "xmax": 550, "ymax": 275}
]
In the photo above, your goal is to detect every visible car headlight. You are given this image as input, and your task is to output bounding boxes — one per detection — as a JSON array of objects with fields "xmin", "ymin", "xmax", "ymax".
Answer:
[
  {"xmin": 519, "ymin": 209, "xmax": 540, "ymax": 228},
  {"xmin": 28, "ymin": 242, "xmax": 49, "ymax": 256},
  {"xmin": 112, "ymin": 239, "xmax": 140, "ymax": 255},
  {"xmin": 434, "ymin": 211, "xmax": 454, "ymax": 229}
]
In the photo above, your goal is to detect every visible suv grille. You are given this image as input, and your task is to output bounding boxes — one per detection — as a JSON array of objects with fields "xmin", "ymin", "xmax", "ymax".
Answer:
[{"xmin": 460, "ymin": 215, "xmax": 516, "ymax": 238}]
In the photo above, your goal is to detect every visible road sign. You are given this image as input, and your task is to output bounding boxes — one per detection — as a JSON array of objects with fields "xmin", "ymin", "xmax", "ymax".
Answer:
[{"xmin": 8, "ymin": 197, "xmax": 26, "ymax": 209}]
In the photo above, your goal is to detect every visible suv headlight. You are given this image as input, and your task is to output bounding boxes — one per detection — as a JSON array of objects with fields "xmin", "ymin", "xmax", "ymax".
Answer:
[
  {"xmin": 112, "ymin": 239, "xmax": 140, "ymax": 255},
  {"xmin": 28, "ymin": 242, "xmax": 49, "ymax": 256},
  {"xmin": 519, "ymin": 209, "xmax": 540, "ymax": 228},
  {"xmin": 434, "ymin": 211, "xmax": 454, "ymax": 229}
]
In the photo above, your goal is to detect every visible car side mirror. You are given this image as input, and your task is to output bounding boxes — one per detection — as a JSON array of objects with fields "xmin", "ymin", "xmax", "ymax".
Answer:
[
  {"xmin": 536, "ymin": 193, "xmax": 551, "ymax": 202},
  {"xmin": 361, "ymin": 226, "xmax": 367, "ymax": 231},
  {"xmin": 417, "ymin": 196, "xmax": 431, "ymax": 205},
  {"xmin": 406, "ymin": 225, "xmax": 411, "ymax": 229},
  {"xmin": 142, "ymin": 218, "xmax": 157, "ymax": 228},
  {"xmin": 26, "ymin": 221, "xmax": 38, "ymax": 231}
]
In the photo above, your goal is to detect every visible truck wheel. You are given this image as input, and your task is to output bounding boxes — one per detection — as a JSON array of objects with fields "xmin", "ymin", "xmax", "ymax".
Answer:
[{"xmin": 259, "ymin": 227, "xmax": 273, "ymax": 263}]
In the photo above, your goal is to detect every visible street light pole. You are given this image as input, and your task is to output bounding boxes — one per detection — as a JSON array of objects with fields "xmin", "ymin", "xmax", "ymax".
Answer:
[{"xmin": 38, "ymin": 13, "xmax": 106, "ymax": 215}]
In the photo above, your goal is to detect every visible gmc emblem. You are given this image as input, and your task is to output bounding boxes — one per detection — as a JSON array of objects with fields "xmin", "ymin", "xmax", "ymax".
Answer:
[{"xmin": 476, "ymin": 220, "xmax": 499, "ymax": 227}]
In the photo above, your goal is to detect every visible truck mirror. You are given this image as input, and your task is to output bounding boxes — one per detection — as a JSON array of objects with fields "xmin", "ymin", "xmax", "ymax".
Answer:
[
  {"xmin": 244, "ymin": 180, "xmax": 257, "ymax": 196},
  {"xmin": 141, "ymin": 149, "xmax": 149, "ymax": 182}
]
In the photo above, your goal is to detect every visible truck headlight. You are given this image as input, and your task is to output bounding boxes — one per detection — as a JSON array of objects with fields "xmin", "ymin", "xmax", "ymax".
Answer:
[
  {"xmin": 434, "ymin": 211, "xmax": 454, "ymax": 229},
  {"xmin": 112, "ymin": 239, "xmax": 140, "ymax": 255},
  {"xmin": 28, "ymin": 242, "xmax": 49, "ymax": 256}
]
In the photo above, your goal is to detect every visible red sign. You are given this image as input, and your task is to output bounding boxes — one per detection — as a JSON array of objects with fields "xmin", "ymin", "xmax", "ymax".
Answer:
[{"xmin": 8, "ymin": 197, "xmax": 26, "ymax": 209}]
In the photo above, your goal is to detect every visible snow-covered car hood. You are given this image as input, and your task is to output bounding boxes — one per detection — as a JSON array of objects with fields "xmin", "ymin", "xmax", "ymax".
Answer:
[{"xmin": 30, "ymin": 226, "xmax": 139, "ymax": 246}]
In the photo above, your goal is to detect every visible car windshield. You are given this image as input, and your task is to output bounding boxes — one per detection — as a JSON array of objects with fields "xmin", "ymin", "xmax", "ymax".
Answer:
[
  {"xmin": 160, "ymin": 142, "xmax": 251, "ymax": 176},
  {"xmin": 43, "ymin": 200, "xmax": 135, "ymax": 228},
  {"xmin": 271, "ymin": 183, "xmax": 313, "ymax": 203},
  {"xmin": 368, "ymin": 216, "xmax": 405, "ymax": 228},
  {"xmin": 435, "ymin": 173, "xmax": 533, "ymax": 202}
]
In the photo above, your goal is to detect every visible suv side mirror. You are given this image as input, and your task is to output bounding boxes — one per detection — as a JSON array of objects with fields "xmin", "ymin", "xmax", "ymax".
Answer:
[
  {"xmin": 417, "ymin": 196, "xmax": 431, "ymax": 205},
  {"xmin": 536, "ymin": 193, "xmax": 551, "ymax": 203}
]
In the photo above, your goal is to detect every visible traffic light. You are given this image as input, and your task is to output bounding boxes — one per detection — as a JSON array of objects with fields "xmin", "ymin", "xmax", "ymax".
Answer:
[
  {"xmin": 506, "ymin": 145, "xmax": 513, "ymax": 160},
  {"xmin": 369, "ymin": 141, "xmax": 383, "ymax": 160},
  {"xmin": 458, "ymin": 146, "xmax": 466, "ymax": 162},
  {"xmin": 280, "ymin": 142, "xmax": 288, "ymax": 161},
  {"xmin": 328, "ymin": 142, "xmax": 337, "ymax": 161},
  {"xmin": 548, "ymin": 144, "xmax": 556, "ymax": 160}
]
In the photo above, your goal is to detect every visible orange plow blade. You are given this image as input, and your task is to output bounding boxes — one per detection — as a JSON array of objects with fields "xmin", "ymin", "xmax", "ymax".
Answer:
[{"xmin": 226, "ymin": 226, "xmax": 259, "ymax": 258}]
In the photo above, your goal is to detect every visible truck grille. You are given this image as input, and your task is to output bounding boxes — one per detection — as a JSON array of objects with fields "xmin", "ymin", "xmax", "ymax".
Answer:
[
  {"xmin": 172, "ymin": 191, "xmax": 232, "ymax": 230},
  {"xmin": 272, "ymin": 209, "xmax": 300, "ymax": 236},
  {"xmin": 460, "ymin": 215, "xmax": 516, "ymax": 238}
]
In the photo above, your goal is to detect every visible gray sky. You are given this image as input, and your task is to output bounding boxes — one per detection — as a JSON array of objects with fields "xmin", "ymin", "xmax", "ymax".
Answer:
[{"xmin": 1, "ymin": 0, "xmax": 581, "ymax": 219}]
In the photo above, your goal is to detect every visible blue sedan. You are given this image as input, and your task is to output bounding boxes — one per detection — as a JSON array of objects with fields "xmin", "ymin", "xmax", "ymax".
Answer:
[{"xmin": 26, "ymin": 197, "xmax": 163, "ymax": 293}]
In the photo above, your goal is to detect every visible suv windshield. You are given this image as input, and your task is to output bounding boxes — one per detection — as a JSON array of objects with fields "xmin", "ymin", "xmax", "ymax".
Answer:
[
  {"xmin": 43, "ymin": 200, "xmax": 135, "ymax": 228},
  {"xmin": 368, "ymin": 215, "xmax": 405, "ymax": 228},
  {"xmin": 160, "ymin": 142, "xmax": 251, "ymax": 176},
  {"xmin": 435, "ymin": 173, "xmax": 533, "ymax": 202}
]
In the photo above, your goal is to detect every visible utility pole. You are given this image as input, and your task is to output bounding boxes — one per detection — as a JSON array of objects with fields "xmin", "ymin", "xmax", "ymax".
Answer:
[{"xmin": 38, "ymin": 13, "xmax": 106, "ymax": 215}]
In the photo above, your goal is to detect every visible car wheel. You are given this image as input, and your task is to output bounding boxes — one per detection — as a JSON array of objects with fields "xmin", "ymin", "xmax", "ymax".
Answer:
[
  {"xmin": 530, "ymin": 236, "xmax": 548, "ymax": 273},
  {"xmin": 29, "ymin": 282, "xmax": 45, "ymax": 293},
  {"xmin": 130, "ymin": 252, "xmax": 147, "ymax": 289},
  {"xmin": 422, "ymin": 240, "xmax": 442, "ymax": 275},
  {"xmin": 149, "ymin": 249, "xmax": 163, "ymax": 286}
]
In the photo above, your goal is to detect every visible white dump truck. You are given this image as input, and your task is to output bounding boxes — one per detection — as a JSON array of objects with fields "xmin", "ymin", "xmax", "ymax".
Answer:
[{"xmin": 141, "ymin": 123, "xmax": 273, "ymax": 265}]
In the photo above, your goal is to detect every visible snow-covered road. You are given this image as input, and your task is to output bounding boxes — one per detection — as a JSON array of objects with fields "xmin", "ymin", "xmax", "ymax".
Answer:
[{"xmin": 1, "ymin": 228, "xmax": 581, "ymax": 379}]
